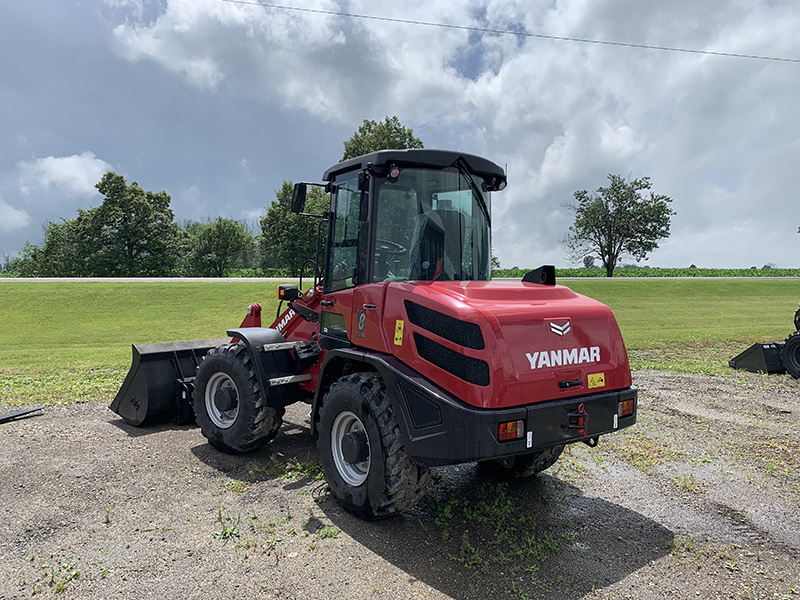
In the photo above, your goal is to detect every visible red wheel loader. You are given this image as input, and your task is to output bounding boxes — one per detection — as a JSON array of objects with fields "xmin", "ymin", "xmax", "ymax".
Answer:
[{"xmin": 111, "ymin": 149, "xmax": 638, "ymax": 519}]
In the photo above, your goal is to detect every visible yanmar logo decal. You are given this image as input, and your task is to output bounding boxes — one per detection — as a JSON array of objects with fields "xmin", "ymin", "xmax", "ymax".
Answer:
[
  {"xmin": 526, "ymin": 347, "xmax": 600, "ymax": 369},
  {"xmin": 549, "ymin": 320, "xmax": 571, "ymax": 336},
  {"xmin": 275, "ymin": 309, "xmax": 296, "ymax": 333}
]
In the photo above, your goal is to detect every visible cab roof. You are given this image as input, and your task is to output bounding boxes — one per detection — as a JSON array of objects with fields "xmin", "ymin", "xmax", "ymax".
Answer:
[{"xmin": 323, "ymin": 149, "xmax": 507, "ymax": 190}]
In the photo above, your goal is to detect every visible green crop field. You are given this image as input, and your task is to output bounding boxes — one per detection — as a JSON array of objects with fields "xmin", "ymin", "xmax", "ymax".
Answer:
[{"xmin": 0, "ymin": 279, "xmax": 798, "ymax": 407}]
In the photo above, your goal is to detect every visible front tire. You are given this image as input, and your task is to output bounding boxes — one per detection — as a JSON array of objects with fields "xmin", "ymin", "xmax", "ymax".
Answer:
[
  {"xmin": 782, "ymin": 332, "xmax": 800, "ymax": 379},
  {"xmin": 318, "ymin": 373, "xmax": 430, "ymax": 519},
  {"xmin": 478, "ymin": 445, "xmax": 565, "ymax": 478},
  {"xmin": 194, "ymin": 343, "xmax": 284, "ymax": 454}
]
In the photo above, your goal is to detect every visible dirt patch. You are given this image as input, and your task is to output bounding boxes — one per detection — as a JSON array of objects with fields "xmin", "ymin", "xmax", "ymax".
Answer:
[{"xmin": 1, "ymin": 371, "xmax": 798, "ymax": 599}]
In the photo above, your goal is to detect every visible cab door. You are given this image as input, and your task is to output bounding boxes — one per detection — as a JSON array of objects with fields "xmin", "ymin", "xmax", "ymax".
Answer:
[{"xmin": 319, "ymin": 169, "xmax": 363, "ymax": 348}]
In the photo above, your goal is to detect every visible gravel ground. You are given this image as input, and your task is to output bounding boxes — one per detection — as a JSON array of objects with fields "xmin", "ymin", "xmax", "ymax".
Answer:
[{"xmin": 1, "ymin": 370, "xmax": 798, "ymax": 600}]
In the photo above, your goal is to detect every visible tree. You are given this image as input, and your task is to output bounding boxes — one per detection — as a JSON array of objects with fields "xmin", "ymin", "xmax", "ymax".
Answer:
[
  {"xmin": 562, "ymin": 175, "xmax": 675, "ymax": 277},
  {"xmin": 0, "ymin": 250, "xmax": 11, "ymax": 273},
  {"xmin": 260, "ymin": 182, "xmax": 328, "ymax": 276},
  {"xmin": 583, "ymin": 255, "xmax": 597, "ymax": 269},
  {"xmin": 8, "ymin": 218, "xmax": 89, "ymax": 277},
  {"xmin": 341, "ymin": 115, "xmax": 423, "ymax": 161},
  {"xmin": 8, "ymin": 174, "xmax": 184, "ymax": 277},
  {"xmin": 260, "ymin": 117, "xmax": 426, "ymax": 275},
  {"xmin": 80, "ymin": 172, "xmax": 185, "ymax": 276},
  {"xmin": 187, "ymin": 217, "xmax": 256, "ymax": 277}
]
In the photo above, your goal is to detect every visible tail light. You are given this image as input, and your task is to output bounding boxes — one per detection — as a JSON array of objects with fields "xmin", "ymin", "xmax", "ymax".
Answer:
[
  {"xmin": 619, "ymin": 399, "xmax": 635, "ymax": 418},
  {"xmin": 498, "ymin": 420, "xmax": 525, "ymax": 442}
]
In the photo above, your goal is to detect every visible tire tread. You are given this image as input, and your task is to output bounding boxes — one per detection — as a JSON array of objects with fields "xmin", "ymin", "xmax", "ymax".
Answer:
[{"xmin": 195, "ymin": 343, "xmax": 284, "ymax": 454}]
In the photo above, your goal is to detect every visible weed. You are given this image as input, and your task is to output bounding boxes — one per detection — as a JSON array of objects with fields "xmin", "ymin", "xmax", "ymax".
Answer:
[
  {"xmin": 213, "ymin": 506, "xmax": 241, "ymax": 540},
  {"xmin": 451, "ymin": 533, "xmax": 483, "ymax": 568},
  {"xmin": 674, "ymin": 473, "xmax": 702, "ymax": 494},
  {"xmin": 214, "ymin": 525, "xmax": 241, "ymax": 540},
  {"xmin": 668, "ymin": 535, "xmax": 696, "ymax": 558},
  {"xmin": 249, "ymin": 512, "xmax": 276, "ymax": 535},
  {"xmin": 222, "ymin": 479, "xmax": 249, "ymax": 494},
  {"xmin": 35, "ymin": 557, "xmax": 81, "ymax": 595},
  {"xmin": 233, "ymin": 537, "xmax": 258, "ymax": 550},
  {"xmin": 104, "ymin": 504, "xmax": 114, "ymax": 525},
  {"xmin": 604, "ymin": 431, "xmax": 680, "ymax": 472},
  {"xmin": 509, "ymin": 587, "xmax": 534, "ymax": 600},
  {"xmin": 434, "ymin": 498, "xmax": 461, "ymax": 532},
  {"xmin": 137, "ymin": 524, "xmax": 174, "ymax": 534},
  {"xmin": 522, "ymin": 532, "xmax": 560, "ymax": 561},
  {"xmin": 250, "ymin": 456, "xmax": 323, "ymax": 482},
  {"xmin": 316, "ymin": 526, "xmax": 340, "ymax": 539}
]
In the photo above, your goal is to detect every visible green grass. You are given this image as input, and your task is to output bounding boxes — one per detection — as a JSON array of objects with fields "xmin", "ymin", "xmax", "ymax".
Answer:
[
  {"xmin": 0, "ymin": 279, "xmax": 797, "ymax": 406},
  {"xmin": 0, "ymin": 281, "xmax": 286, "ymax": 406},
  {"xmin": 564, "ymin": 279, "xmax": 798, "ymax": 374},
  {"xmin": 495, "ymin": 267, "xmax": 800, "ymax": 278}
]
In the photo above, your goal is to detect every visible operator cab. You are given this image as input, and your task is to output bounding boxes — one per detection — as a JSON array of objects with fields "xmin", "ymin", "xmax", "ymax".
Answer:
[{"xmin": 292, "ymin": 149, "xmax": 507, "ymax": 291}]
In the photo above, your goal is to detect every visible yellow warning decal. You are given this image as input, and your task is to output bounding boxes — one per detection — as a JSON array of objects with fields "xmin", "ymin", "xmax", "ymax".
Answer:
[
  {"xmin": 394, "ymin": 320, "xmax": 404, "ymax": 345},
  {"xmin": 587, "ymin": 372, "xmax": 605, "ymax": 389}
]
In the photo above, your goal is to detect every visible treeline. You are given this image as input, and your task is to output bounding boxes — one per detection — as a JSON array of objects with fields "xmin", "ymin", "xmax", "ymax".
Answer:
[
  {"xmin": 495, "ymin": 267, "xmax": 800, "ymax": 278},
  {"xmin": 5, "ymin": 173, "xmax": 323, "ymax": 278},
  {"xmin": 5, "ymin": 116, "xmax": 424, "ymax": 279}
]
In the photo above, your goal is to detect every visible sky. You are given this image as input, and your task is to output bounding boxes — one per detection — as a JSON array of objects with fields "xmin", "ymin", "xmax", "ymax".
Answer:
[{"xmin": 1, "ymin": 0, "xmax": 799, "ymax": 269}]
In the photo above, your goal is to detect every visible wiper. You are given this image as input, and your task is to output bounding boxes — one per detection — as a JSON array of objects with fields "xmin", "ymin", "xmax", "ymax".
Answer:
[{"xmin": 456, "ymin": 161, "xmax": 491, "ymax": 226}]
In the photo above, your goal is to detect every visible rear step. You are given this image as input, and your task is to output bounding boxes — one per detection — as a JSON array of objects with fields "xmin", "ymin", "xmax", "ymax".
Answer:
[{"xmin": 110, "ymin": 338, "xmax": 229, "ymax": 426}]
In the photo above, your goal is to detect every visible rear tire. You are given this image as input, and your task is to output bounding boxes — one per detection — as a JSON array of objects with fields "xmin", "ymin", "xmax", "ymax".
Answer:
[
  {"xmin": 782, "ymin": 332, "xmax": 800, "ymax": 379},
  {"xmin": 478, "ymin": 445, "xmax": 565, "ymax": 478},
  {"xmin": 194, "ymin": 343, "xmax": 284, "ymax": 454},
  {"xmin": 317, "ymin": 373, "xmax": 430, "ymax": 519}
]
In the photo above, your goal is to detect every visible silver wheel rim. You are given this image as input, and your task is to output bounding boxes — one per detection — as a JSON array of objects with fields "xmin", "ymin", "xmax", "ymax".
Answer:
[
  {"xmin": 331, "ymin": 411, "xmax": 370, "ymax": 487},
  {"xmin": 205, "ymin": 372, "xmax": 238, "ymax": 429}
]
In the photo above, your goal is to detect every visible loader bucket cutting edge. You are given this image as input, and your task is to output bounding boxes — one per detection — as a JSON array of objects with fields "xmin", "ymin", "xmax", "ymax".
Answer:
[{"xmin": 110, "ymin": 338, "xmax": 230, "ymax": 426}]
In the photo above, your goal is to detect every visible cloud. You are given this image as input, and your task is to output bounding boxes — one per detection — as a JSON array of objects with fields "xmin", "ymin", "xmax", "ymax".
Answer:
[
  {"xmin": 18, "ymin": 152, "xmax": 113, "ymax": 197},
  {"xmin": 3, "ymin": 0, "xmax": 799, "ymax": 267},
  {"xmin": 75, "ymin": 2, "xmax": 800, "ymax": 268},
  {"xmin": 0, "ymin": 195, "xmax": 32, "ymax": 233}
]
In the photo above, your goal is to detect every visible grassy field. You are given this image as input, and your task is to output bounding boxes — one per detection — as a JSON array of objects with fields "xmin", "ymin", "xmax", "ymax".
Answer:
[
  {"xmin": 566, "ymin": 279, "xmax": 798, "ymax": 375},
  {"xmin": 495, "ymin": 267, "xmax": 800, "ymax": 277},
  {"xmin": 1, "ymin": 279, "xmax": 798, "ymax": 407},
  {"xmin": 0, "ymin": 281, "xmax": 282, "ymax": 407}
]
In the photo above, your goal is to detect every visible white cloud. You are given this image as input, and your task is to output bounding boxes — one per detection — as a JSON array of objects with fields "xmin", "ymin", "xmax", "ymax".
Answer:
[
  {"xmin": 0, "ymin": 195, "xmax": 32, "ymax": 232},
  {"xmin": 3, "ymin": 0, "xmax": 799, "ymax": 267},
  {"xmin": 18, "ymin": 152, "xmax": 113, "ymax": 197},
  {"xmin": 102, "ymin": 1, "xmax": 800, "ymax": 266}
]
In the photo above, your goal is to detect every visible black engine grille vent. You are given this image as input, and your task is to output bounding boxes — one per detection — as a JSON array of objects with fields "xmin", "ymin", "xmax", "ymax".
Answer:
[
  {"xmin": 404, "ymin": 301, "xmax": 485, "ymax": 350},
  {"xmin": 413, "ymin": 333, "xmax": 490, "ymax": 387}
]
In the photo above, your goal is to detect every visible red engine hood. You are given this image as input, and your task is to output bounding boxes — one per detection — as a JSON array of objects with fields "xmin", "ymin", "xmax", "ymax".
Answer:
[{"xmin": 385, "ymin": 280, "xmax": 632, "ymax": 410}]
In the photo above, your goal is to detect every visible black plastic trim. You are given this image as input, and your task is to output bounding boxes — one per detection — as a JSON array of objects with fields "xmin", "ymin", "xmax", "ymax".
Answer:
[
  {"xmin": 310, "ymin": 348, "xmax": 638, "ymax": 467},
  {"xmin": 226, "ymin": 327, "xmax": 301, "ymax": 409},
  {"xmin": 413, "ymin": 333, "xmax": 490, "ymax": 386},
  {"xmin": 405, "ymin": 300, "xmax": 485, "ymax": 350},
  {"xmin": 323, "ymin": 149, "xmax": 506, "ymax": 185}
]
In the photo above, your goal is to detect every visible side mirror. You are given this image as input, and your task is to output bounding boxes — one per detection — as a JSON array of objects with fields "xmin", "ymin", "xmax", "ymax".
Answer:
[
  {"xmin": 277, "ymin": 284, "xmax": 301, "ymax": 302},
  {"xmin": 291, "ymin": 183, "xmax": 307, "ymax": 213}
]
